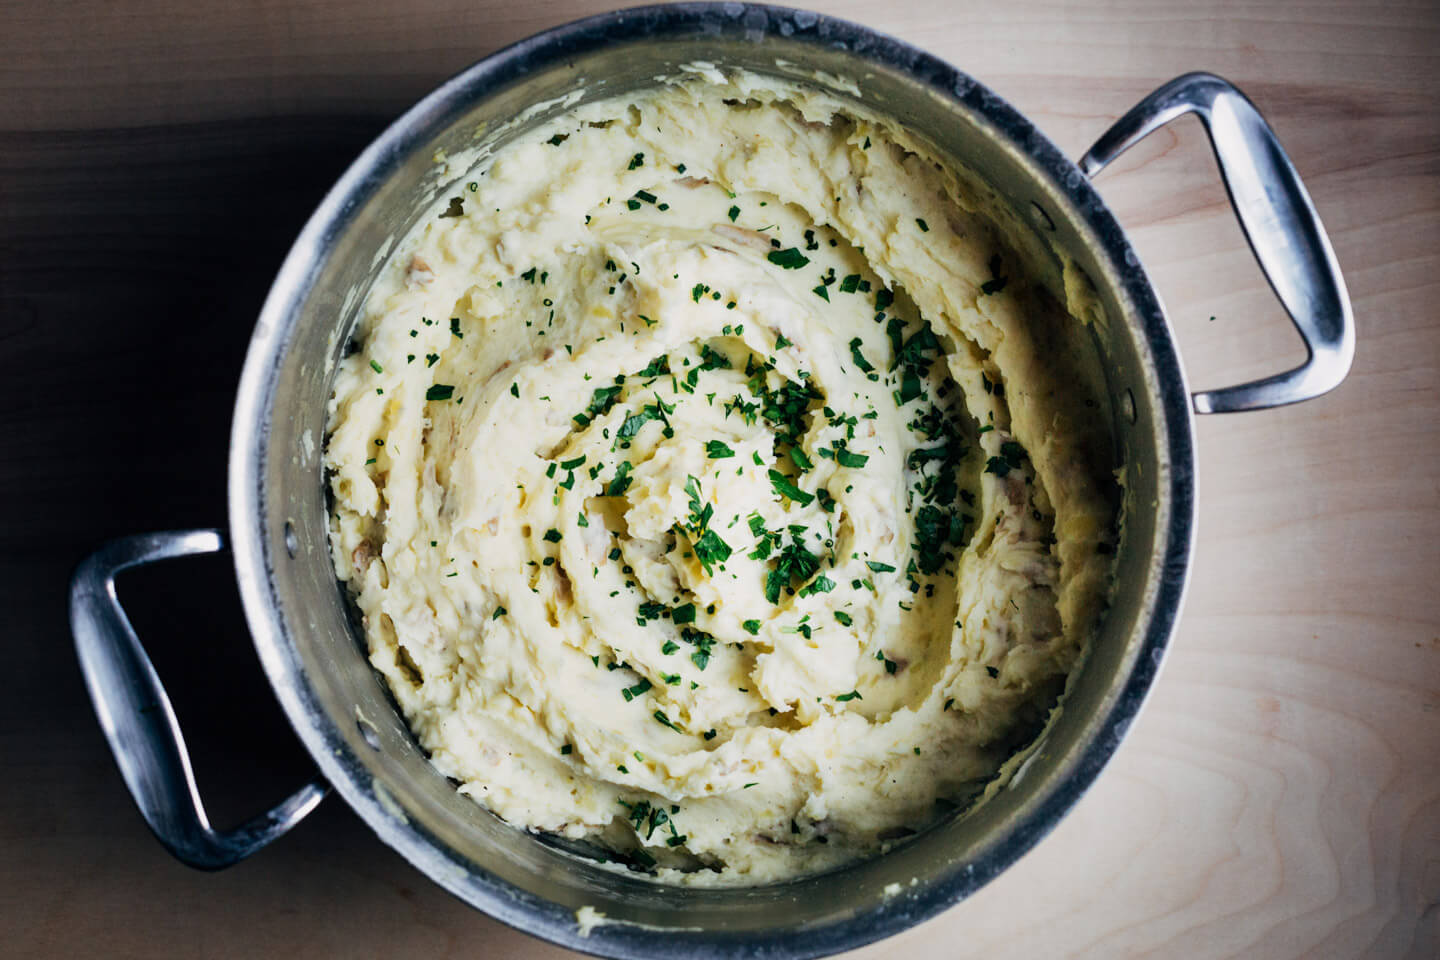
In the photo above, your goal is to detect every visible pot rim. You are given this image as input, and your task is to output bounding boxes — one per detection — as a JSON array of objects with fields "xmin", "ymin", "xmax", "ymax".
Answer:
[{"xmin": 228, "ymin": 4, "xmax": 1196, "ymax": 957}]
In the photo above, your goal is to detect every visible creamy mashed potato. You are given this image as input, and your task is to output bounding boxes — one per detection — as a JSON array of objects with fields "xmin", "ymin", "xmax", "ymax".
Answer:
[{"xmin": 325, "ymin": 70, "xmax": 1117, "ymax": 884}]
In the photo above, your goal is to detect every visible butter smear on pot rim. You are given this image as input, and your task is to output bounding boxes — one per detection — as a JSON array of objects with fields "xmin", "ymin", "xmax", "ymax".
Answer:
[{"xmin": 325, "ymin": 69, "xmax": 1118, "ymax": 884}]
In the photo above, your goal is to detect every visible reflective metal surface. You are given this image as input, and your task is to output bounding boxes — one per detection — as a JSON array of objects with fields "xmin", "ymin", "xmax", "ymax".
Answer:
[
  {"xmin": 1080, "ymin": 72, "xmax": 1355, "ymax": 414},
  {"xmin": 68, "ymin": 3, "xmax": 1352, "ymax": 958},
  {"xmin": 68, "ymin": 529, "xmax": 327, "ymax": 870},
  {"xmin": 228, "ymin": 6, "xmax": 1196, "ymax": 956}
]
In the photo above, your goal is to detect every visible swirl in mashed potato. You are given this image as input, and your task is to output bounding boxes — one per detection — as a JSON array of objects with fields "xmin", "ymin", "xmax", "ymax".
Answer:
[{"xmin": 325, "ymin": 70, "xmax": 1117, "ymax": 884}]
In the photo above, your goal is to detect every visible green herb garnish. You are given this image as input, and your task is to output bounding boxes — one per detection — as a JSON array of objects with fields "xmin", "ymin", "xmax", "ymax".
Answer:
[
  {"xmin": 767, "ymin": 248, "xmax": 810, "ymax": 270},
  {"xmin": 607, "ymin": 461, "xmax": 634, "ymax": 496},
  {"xmin": 622, "ymin": 678, "xmax": 652, "ymax": 702},
  {"xmin": 653, "ymin": 710, "xmax": 684, "ymax": 733},
  {"xmin": 768, "ymin": 470, "xmax": 814, "ymax": 507}
]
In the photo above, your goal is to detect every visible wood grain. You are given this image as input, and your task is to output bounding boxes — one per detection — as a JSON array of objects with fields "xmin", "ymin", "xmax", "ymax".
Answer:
[{"xmin": 2, "ymin": 1, "xmax": 1436, "ymax": 957}]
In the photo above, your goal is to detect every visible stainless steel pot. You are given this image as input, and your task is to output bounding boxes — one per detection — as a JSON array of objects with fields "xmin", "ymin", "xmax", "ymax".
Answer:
[{"xmin": 69, "ymin": 5, "xmax": 1353, "ymax": 957}]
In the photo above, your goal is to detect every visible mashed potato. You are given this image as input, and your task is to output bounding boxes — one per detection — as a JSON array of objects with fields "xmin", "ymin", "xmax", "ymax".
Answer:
[{"xmin": 325, "ymin": 70, "xmax": 1117, "ymax": 884}]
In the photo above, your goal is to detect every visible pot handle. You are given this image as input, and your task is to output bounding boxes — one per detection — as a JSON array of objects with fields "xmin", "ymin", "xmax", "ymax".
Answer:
[
  {"xmin": 1079, "ymin": 72, "xmax": 1354, "ymax": 414},
  {"xmin": 69, "ymin": 529, "xmax": 328, "ymax": 870}
]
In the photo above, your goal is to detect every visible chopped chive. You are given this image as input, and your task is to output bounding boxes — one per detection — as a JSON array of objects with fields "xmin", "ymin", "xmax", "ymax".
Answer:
[{"xmin": 653, "ymin": 710, "xmax": 684, "ymax": 733}]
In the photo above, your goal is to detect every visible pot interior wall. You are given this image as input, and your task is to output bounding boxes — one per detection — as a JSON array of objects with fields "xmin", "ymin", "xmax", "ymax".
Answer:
[{"xmin": 240, "ymin": 11, "xmax": 1178, "ymax": 950}]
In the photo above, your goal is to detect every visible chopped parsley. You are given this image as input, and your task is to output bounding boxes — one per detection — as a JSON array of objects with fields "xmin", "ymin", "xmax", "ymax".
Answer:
[
  {"xmin": 677, "ymin": 476, "xmax": 731, "ymax": 573},
  {"xmin": 798, "ymin": 574, "xmax": 835, "ymax": 597},
  {"xmin": 763, "ymin": 528, "xmax": 822, "ymax": 603},
  {"xmin": 637, "ymin": 355, "xmax": 670, "ymax": 378},
  {"xmin": 618, "ymin": 406, "xmax": 663, "ymax": 439},
  {"xmin": 768, "ymin": 470, "xmax": 814, "ymax": 507},
  {"xmin": 621, "ymin": 678, "xmax": 652, "ymax": 701},
  {"xmin": 767, "ymin": 248, "xmax": 810, "ymax": 270},
  {"xmin": 606, "ymin": 461, "xmax": 634, "ymax": 496},
  {"xmin": 706, "ymin": 439, "xmax": 735, "ymax": 459},
  {"xmin": 848, "ymin": 338, "xmax": 876, "ymax": 376},
  {"xmin": 980, "ymin": 253, "xmax": 1009, "ymax": 295},
  {"xmin": 425, "ymin": 384, "xmax": 455, "ymax": 401},
  {"xmin": 986, "ymin": 441, "xmax": 1026, "ymax": 477},
  {"xmin": 693, "ymin": 529, "xmax": 733, "ymax": 571},
  {"xmin": 573, "ymin": 385, "xmax": 621, "ymax": 426}
]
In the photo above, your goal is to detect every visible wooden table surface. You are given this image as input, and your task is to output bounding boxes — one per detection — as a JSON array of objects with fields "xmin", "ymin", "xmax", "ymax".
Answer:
[{"xmin": 3, "ymin": 1, "xmax": 1437, "ymax": 957}]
